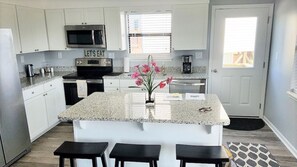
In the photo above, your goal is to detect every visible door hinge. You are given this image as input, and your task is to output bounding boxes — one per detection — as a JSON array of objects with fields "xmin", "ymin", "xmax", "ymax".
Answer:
[
  {"xmin": 263, "ymin": 62, "xmax": 266, "ymax": 68},
  {"xmin": 259, "ymin": 103, "xmax": 262, "ymax": 109},
  {"xmin": 267, "ymin": 16, "xmax": 270, "ymax": 24}
]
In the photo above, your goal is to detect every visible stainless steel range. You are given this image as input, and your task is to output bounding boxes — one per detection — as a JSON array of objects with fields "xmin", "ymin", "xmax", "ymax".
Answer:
[{"xmin": 63, "ymin": 58, "xmax": 122, "ymax": 105}]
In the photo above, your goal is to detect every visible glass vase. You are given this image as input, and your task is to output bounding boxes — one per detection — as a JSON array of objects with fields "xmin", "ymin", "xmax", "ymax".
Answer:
[{"xmin": 145, "ymin": 92, "xmax": 155, "ymax": 106}]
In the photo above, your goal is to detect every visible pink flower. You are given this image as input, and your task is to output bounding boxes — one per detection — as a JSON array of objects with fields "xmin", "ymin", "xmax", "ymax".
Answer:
[
  {"xmin": 151, "ymin": 61, "xmax": 157, "ymax": 67},
  {"xmin": 135, "ymin": 78, "xmax": 143, "ymax": 86},
  {"xmin": 131, "ymin": 72, "xmax": 140, "ymax": 79},
  {"xmin": 134, "ymin": 65, "xmax": 140, "ymax": 69},
  {"xmin": 166, "ymin": 76, "xmax": 173, "ymax": 84},
  {"xmin": 142, "ymin": 64, "xmax": 151, "ymax": 73},
  {"xmin": 154, "ymin": 66, "xmax": 161, "ymax": 73},
  {"xmin": 159, "ymin": 81, "xmax": 166, "ymax": 88}
]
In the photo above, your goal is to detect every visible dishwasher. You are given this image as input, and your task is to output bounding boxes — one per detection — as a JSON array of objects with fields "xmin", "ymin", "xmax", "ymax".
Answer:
[{"xmin": 169, "ymin": 79, "xmax": 207, "ymax": 93}]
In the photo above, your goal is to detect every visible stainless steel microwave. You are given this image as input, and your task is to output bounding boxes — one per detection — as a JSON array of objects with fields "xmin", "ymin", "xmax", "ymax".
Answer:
[{"xmin": 65, "ymin": 25, "xmax": 106, "ymax": 48}]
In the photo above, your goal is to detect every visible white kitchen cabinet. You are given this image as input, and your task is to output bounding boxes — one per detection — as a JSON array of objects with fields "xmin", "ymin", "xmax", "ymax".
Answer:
[
  {"xmin": 24, "ymin": 90, "xmax": 48, "ymax": 141},
  {"xmin": 64, "ymin": 8, "xmax": 104, "ymax": 25},
  {"xmin": 17, "ymin": 6, "xmax": 48, "ymax": 53},
  {"xmin": 172, "ymin": 4, "xmax": 209, "ymax": 50},
  {"xmin": 23, "ymin": 78, "xmax": 66, "ymax": 141},
  {"xmin": 45, "ymin": 9, "xmax": 67, "ymax": 50},
  {"xmin": 104, "ymin": 78, "xmax": 120, "ymax": 92},
  {"xmin": 104, "ymin": 8, "xmax": 126, "ymax": 51},
  {"xmin": 0, "ymin": 3, "xmax": 21, "ymax": 54}
]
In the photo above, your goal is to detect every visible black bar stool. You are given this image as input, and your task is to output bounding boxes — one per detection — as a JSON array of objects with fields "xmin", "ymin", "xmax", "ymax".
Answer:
[
  {"xmin": 109, "ymin": 143, "xmax": 161, "ymax": 167},
  {"xmin": 176, "ymin": 144, "xmax": 229, "ymax": 167},
  {"xmin": 54, "ymin": 141, "xmax": 108, "ymax": 167}
]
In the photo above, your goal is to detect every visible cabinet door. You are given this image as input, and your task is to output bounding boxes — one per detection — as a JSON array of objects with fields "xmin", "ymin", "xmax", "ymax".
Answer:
[
  {"xmin": 45, "ymin": 9, "xmax": 67, "ymax": 50},
  {"xmin": 84, "ymin": 8, "xmax": 104, "ymax": 24},
  {"xmin": 44, "ymin": 88, "xmax": 59, "ymax": 127},
  {"xmin": 24, "ymin": 94, "xmax": 48, "ymax": 141},
  {"xmin": 55, "ymin": 78, "xmax": 66, "ymax": 113},
  {"xmin": 17, "ymin": 6, "xmax": 49, "ymax": 53},
  {"xmin": 0, "ymin": 3, "xmax": 21, "ymax": 54},
  {"xmin": 104, "ymin": 8, "xmax": 126, "ymax": 51},
  {"xmin": 64, "ymin": 8, "xmax": 84, "ymax": 25},
  {"xmin": 172, "ymin": 4, "xmax": 209, "ymax": 50}
]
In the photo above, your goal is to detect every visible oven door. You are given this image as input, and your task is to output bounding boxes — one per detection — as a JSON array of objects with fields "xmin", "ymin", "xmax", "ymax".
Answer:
[{"xmin": 63, "ymin": 79, "xmax": 104, "ymax": 105}]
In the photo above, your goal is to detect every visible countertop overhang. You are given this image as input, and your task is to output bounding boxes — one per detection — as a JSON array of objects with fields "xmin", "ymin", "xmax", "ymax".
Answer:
[{"xmin": 58, "ymin": 92, "xmax": 230, "ymax": 126}]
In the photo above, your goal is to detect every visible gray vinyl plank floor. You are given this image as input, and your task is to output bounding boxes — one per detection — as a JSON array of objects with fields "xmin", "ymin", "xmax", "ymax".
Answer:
[{"xmin": 11, "ymin": 122, "xmax": 297, "ymax": 167}]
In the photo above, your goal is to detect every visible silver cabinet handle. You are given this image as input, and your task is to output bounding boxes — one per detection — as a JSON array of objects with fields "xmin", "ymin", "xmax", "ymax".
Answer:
[
  {"xmin": 92, "ymin": 30, "xmax": 95, "ymax": 45},
  {"xmin": 170, "ymin": 82, "xmax": 205, "ymax": 86},
  {"xmin": 211, "ymin": 69, "xmax": 218, "ymax": 73},
  {"xmin": 128, "ymin": 86, "xmax": 141, "ymax": 88}
]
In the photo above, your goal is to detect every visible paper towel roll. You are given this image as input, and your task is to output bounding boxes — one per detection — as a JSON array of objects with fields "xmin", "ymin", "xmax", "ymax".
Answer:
[{"xmin": 124, "ymin": 57, "xmax": 130, "ymax": 72}]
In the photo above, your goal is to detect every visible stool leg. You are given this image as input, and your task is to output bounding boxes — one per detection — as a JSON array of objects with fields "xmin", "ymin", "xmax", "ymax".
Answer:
[
  {"xmin": 115, "ymin": 159, "xmax": 119, "ymax": 167},
  {"xmin": 92, "ymin": 157, "xmax": 97, "ymax": 167},
  {"xmin": 101, "ymin": 154, "xmax": 107, "ymax": 167},
  {"xmin": 59, "ymin": 157, "xmax": 64, "ymax": 167},
  {"xmin": 154, "ymin": 160, "xmax": 158, "ymax": 167},
  {"xmin": 120, "ymin": 161, "xmax": 125, "ymax": 167},
  {"xmin": 149, "ymin": 161, "xmax": 153, "ymax": 167},
  {"xmin": 70, "ymin": 158, "xmax": 75, "ymax": 167}
]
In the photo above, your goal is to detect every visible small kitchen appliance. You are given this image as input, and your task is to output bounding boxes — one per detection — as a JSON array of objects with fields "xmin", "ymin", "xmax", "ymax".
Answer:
[
  {"xmin": 62, "ymin": 58, "xmax": 122, "ymax": 105},
  {"xmin": 25, "ymin": 64, "xmax": 34, "ymax": 77},
  {"xmin": 182, "ymin": 55, "xmax": 193, "ymax": 73}
]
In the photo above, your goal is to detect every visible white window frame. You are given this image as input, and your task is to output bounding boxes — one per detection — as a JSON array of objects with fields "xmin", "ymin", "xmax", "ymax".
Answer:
[{"xmin": 126, "ymin": 10, "xmax": 173, "ymax": 61}]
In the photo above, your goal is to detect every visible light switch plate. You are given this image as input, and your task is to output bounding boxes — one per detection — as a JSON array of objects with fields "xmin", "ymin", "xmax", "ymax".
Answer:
[
  {"xmin": 20, "ymin": 55, "xmax": 24, "ymax": 63},
  {"xmin": 195, "ymin": 52, "xmax": 203, "ymax": 59},
  {"xmin": 58, "ymin": 52, "xmax": 63, "ymax": 59}
]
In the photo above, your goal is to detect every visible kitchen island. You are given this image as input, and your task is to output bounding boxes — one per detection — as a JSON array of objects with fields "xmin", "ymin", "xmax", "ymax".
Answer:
[{"xmin": 59, "ymin": 92, "xmax": 230, "ymax": 167}]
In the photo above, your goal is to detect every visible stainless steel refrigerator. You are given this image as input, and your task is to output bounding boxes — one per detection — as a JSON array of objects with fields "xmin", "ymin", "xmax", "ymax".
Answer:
[{"xmin": 0, "ymin": 29, "xmax": 31, "ymax": 166}]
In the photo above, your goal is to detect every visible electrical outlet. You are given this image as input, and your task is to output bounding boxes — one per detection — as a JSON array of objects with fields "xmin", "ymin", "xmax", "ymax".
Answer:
[
  {"xmin": 20, "ymin": 56, "xmax": 24, "ymax": 63},
  {"xmin": 58, "ymin": 52, "xmax": 63, "ymax": 59},
  {"xmin": 195, "ymin": 52, "xmax": 203, "ymax": 59},
  {"xmin": 108, "ymin": 52, "xmax": 115, "ymax": 59}
]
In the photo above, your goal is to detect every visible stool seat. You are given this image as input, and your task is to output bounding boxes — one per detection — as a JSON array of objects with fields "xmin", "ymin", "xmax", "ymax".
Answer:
[
  {"xmin": 110, "ymin": 143, "xmax": 161, "ymax": 167},
  {"xmin": 176, "ymin": 144, "xmax": 229, "ymax": 167},
  {"xmin": 54, "ymin": 141, "xmax": 108, "ymax": 167}
]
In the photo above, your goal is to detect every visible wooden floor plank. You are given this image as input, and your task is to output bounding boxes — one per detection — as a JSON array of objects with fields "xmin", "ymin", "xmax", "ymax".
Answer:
[{"xmin": 10, "ymin": 123, "xmax": 297, "ymax": 167}]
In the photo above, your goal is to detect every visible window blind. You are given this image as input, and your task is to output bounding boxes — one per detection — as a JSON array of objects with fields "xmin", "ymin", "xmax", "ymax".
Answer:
[{"xmin": 128, "ymin": 13, "xmax": 172, "ymax": 54}]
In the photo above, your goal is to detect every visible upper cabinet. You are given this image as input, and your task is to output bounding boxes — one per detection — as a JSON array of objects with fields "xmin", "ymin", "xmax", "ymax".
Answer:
[
  {"xmin": 17, "ymin": 6, "xmax": 48, "ymax": 53},
  {"xmin": 104, "ymin": 8, "xmax": 126, "ymax": 51},
  {"xmin": 172, "ymin": 4, "xmax": 209, "ymax": 50},
  {"xmin": 64, "ymin": 8, "xmax": 104, "ymax": 25},
  {"xmin": 45, "ymin": 9, "xmax": 67, "ymax": 50},
  {"xmin": 0, "ymin": 3, "xmax": 21, "ymax": 54}
]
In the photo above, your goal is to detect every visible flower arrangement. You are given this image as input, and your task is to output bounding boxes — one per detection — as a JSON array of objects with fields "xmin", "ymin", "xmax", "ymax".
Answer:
[{"xmin": 131, "ymin": 55, "xmax": 173, "ymax": 103}]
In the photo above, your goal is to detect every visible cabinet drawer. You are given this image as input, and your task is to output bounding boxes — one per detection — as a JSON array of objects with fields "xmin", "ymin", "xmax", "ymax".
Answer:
[
  {"xmin": 104, "ymin": 79, "xmax": 120, "ymax": 87},
  {"xmin": 23, "ymin": 84, "xmax": 44, "ymax": 100},
  {"xmin": 119, "ymin": 79, "xmax": 136, "ymax": 88},
  {"xmin": 44, "ymin": 79, "xmax": 57, "ymax": 91}
]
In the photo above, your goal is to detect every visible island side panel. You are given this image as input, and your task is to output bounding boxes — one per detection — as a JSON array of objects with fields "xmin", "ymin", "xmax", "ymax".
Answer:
[{"xmin": 73, "ymin": 120, "xmax": 223, "ymax": 167}]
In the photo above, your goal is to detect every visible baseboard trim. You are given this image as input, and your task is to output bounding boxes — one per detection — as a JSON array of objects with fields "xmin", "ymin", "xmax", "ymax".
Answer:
[{"xmin": 263, "ymin": 116, "xmax": 297, "ymax": 159}]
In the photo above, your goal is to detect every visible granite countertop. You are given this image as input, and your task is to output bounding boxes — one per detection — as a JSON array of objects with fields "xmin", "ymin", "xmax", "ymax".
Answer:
[
  {"xmin": 103, "ymin": 72, "xmax": 208, "ymax": 80},
  {"xmin": 20, "ymin": 71, "xmax": 73, "ymax": 90},
  {"xmin": 58, "ymin": 92, "xmax": 230, "ymax": 125}
]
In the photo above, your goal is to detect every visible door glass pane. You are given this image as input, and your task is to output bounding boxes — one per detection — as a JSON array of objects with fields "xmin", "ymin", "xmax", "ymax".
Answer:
[{"xmin": 223, "ymin": 17, "xmax": 257, "ymax": 68}]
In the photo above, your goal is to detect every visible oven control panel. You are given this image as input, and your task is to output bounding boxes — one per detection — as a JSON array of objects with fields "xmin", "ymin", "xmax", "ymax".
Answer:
[{"xmin": 75, "ymin": 58, "xmax": 112, "ymax": 67}]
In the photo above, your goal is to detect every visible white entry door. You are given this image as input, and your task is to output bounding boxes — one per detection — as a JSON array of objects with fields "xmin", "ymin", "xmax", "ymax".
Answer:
[{"xmin": 210, "ymin": 5, "xmax": 273, "ymax": 117}]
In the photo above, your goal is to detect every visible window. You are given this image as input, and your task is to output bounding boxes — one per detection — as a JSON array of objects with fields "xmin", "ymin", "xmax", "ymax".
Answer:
[
  {"xmin": 127, "ymin": 13, "xmax": 172, "ymax": 54},
  {"xmin": 223, "ymin": 17, "xmax": 257, "ymax": 68}
]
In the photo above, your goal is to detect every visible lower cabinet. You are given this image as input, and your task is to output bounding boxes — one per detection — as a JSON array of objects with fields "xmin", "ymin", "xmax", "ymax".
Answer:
[{"xmin": 23, "ymin": 78, "xmax": 66, "ymax": 141}]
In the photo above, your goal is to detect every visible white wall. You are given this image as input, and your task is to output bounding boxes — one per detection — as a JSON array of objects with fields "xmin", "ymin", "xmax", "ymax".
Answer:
[{"xmin": 264, "ymin": 0, "xmax": 297, "ymax": 156}]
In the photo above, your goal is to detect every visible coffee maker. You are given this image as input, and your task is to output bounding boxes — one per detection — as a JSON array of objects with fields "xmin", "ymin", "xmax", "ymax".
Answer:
[{"xmin": 182, "ymin": 55, "xmax": 192, "ymax": 73}]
